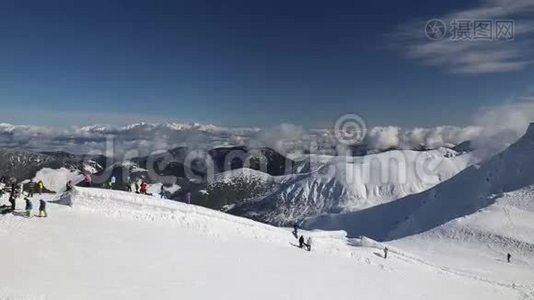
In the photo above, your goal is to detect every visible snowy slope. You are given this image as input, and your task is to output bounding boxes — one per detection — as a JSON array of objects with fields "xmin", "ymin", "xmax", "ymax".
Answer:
[
  {"xmin": 229, "ymin": 148, "xmax": 471, "ymax": 225},
  {"xmin": 0, "ymin": 188, "xmax": 526, "ymax": 299},
  {"xmin": 390, "ymin": 123, "xmax": 534, "ymax": 239},
  {"xmin": 388, "ymin": 186, "xmax": 534, "ymax": 295},
  {"xmin": 305, "ymin": 123, "xmax": 534, "ymax": 242}
]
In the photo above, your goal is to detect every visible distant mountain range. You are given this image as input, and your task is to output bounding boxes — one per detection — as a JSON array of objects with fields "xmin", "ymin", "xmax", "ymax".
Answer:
[
  {"xmin": 0, "ymin": 122, "xmax": 482, "ymax": 157},
  {"xmin": 0, "ymin": 138, "xmax": 477, "ymax": 226}
]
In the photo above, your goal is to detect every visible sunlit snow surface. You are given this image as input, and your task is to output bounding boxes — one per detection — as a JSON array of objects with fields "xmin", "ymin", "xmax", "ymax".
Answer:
[{"xmin": 0, "ymin": 187, "xmax": 530, "ymax": 299}]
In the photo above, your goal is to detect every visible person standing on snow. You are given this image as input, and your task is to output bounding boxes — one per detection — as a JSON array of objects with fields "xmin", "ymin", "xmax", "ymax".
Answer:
[
  {"xmin": 134, "ymin": 181, "xmax": 140, "ymax": 193},
  {"xmin": 9, "ymin": 187, "xmax": 17, "ymax": 211},
  {"xmin": 84, "ymin": 174, "xmax": 92, "ymax": 187},
  {"xmin": 127, "ymin": 178, "xmax": 133, "ymax": 192},
  {"xmin": 109, "ymin": 176, "xmax": 116, "ymax": 189},
  {"xmin": 140, "ymin": 180, "xmax": 148, "ymax": 194},
  {"xmin": 25, "ymin": 197, "xmax": 33, "ymax": 217},
  {"xmin": 0, "ymin": 177, "xmax": 5, "ymax": 197},
  {"xmin": 299, "ymin": 235, "xmax": 305, "ymax": 249},
  {"xmin": 27, "ymin": 179, "xmax": 35, "ymax": 197},
  {"xmin": 306, "ymin": 237, "xmax": 312, "ymax": 251},
  {"xmin": 9, "ymin": 183, "xmax": 18, "ymax": 211},
  {"xmin": 66, "ymin": 180, "xmax": 73, "ymax": 192},
  {"xmin": 37, "ymin": 180, "xmax": 44, "ymax": 195},
  {"xmin": 292, "ymin": 223, "xmax": 299, "ymax": 239},
  {"xmin": 159, "ymin": 185, "xmax": 165, "ymax": 199},
  {"xmin": 185, "ymin": 192, "xmax": 191, "ymax": 204},
  {"xmin": 507, "ymin": 253, "xmax": 512, "ymax": 263},
  {"xmin": 384, "ymin": 247, "xmax": 389, "ymax": 259},
  {"xmin": 39, "ymin": 199, "xmax": 47, "ymax": 218}
]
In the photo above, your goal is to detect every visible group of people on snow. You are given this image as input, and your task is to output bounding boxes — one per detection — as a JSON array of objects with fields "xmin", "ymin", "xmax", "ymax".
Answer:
[
  {"xmin": 0, "ymin": 177, "xmax": 48, "ymax": 218},
  {"xmin": 1, "ymin": 170, "xmax": 176, "ymax": 218},
  {"xmin": 101, "ymin": 175, "xmax": 150, "ymax": 195},
  {"xmin": 26, "ymin": 179, "xmax": 45, "ymax": 196},
  {"xmin": 79, "ymin": 173, "xmax": 151, "ymax": 195},
  {"xmin": 292, "ymin": 223, "xmax": 394, "ymax": 259},
  {"xmin": 24, "ymin": 197, "xmax": 47, "ymax": 218},
  {"xmin": 293, "ymin": 224, "xmax": 312, "ymax": 252}
]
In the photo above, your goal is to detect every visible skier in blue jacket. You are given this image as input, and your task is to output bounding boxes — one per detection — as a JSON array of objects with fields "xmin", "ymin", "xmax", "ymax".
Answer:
[{"xmin": 25, "ymin": 197, "xmax": 33, "ymax": 217}]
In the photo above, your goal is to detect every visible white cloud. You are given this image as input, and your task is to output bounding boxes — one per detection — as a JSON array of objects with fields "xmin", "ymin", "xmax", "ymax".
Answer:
[
  {"xmin": 256, "ymin": 123, "xmax": 307, "ymax": 153},
  {"xmin": 365, "ymin": 125, "xmax": 483, "ymax": 150},
  {"xmin": 394, "ymin": 0, "xmax": 534, "ymax": 74},
  {"xmin": 0, "ymin": 120, "xmax": 485, "ymax": 156},
  {"xmin": 4, "ymin": 99, "xmax": 532, "ymax": 156}
]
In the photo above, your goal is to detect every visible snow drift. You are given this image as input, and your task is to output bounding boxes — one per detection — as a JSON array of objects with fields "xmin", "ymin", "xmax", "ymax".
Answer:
[{"xmin": 34, "ymin": 168, "xmax": 84, "ymax": 193}]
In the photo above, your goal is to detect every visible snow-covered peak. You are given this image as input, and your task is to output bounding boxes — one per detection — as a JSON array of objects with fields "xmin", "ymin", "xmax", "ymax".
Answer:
[
  {"xmin": 305, "ymin": 124, "xmax": 534, "ymax": 241},
  {"xmin": 228, "ymin": 148, "xmax": 473, "ymax": 225},
  {"xmin": 162, "ymin": 122, "xmax": 219, "ymax": 131},
  {"xmin": 0, "ymin": 122, "xmax": 17, "ymax": 132}
]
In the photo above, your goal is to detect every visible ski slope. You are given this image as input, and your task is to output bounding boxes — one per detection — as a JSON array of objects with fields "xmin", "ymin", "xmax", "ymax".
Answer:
[
  {"xmin": 0, "ymin": 188, "xmax": 527, "ymax": 299},
  {"xmin": 390, "ymin": 186, "xmax": 534, "ymax": 297}
]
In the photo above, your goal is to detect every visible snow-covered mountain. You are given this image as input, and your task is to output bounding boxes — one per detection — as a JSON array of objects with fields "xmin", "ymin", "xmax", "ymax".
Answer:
[
  {"xmin": 0, "ymin": 122, "xmax": 484, "ymax": 156},
  {"xmin": 304, "ymin": 123, "xmax": 534, "ymax": 244},
  {"xmin": 0, "ymin": 149, "xmax": 103, "ymax": 181},
  {"xmin": 1, "ymin": 129, "xmax": 532, "ymax": 298},
  {"xmin": 224, "ymin": 148, "xmax": 472, "ymax": 225}
]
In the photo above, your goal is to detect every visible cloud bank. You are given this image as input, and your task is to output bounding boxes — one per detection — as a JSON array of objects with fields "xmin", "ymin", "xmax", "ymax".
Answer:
[{"xmin": 0, "ymin": 116, "xmax": 523, "ymax": 158}]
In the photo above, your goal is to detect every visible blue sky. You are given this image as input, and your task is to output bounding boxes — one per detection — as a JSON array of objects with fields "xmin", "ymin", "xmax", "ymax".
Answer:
[{"xmin": 0, "ymin": 0, "xmax": 532, "ymax": 128}]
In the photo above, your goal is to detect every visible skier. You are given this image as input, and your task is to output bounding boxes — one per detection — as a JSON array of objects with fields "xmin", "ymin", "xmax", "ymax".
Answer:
[
  {"xmin": 27, "ymin": 179, "xmax": 35, "ymax": 197},
  {"xmin": 299, "ymin": 235, "xmax": 305, "ymax": 249},
  {"xmin": 507, "ymin": 253, "xmax": 512, "ymax": 263},
  {"xmin": 37, "ymin": 180, "xmax": 44, "ymax": 195},
  {"xmin": 66, "ymin": 180, "xmax": 73, "ymax": 192},
  {"xmin": 39, "ymin": 199, "xmax": 47, "ymax": 218},
  {"xmin": 135, "ymin": 181, "xmax": 140, "ymax": 193},
  {"xmin": 9, "ymin": 183, "xmax": 18, "ymax": 211},
  {"xmin": 110, "ymin": 176, "xmax": 116, "ymax": 189},
  {"xmin": 9, "ymin": 191, "xmax": 16, "ymax": 211},
  {"xmin": 127, "ymin": 179, "xmax": 133, "ymax": 192},
  {"xmin": 18, "ymin": 182, "xmax": 24, "ymax": 196},
  {"xmin": 306, "ymin": 237, "xmax": 312, "ymax": 251},
  {"xmin": 84, "ymin": 174, "xmax": 92, "ymax": 187},
  {"xmin": 185, "ymin": 192, "xmax": 191, "ymax": 204},
  {"xmin": 160, "ymin": 185, "xmax": 165, "ymax": 199},
  {"xmin": 384, "ymin": 247, "xmax": 389, "ymax": 259},
  {"xmin": 0, "ymin": 177, "xmax": 5, "ymax": 195},
  {"xmin": 140, "ymin": 180, "xmax": 148, "ymax": 194},
  {"xmin": 25, "ymin": 197, "xmax": 33, "ymax": 217},
  {"xmin": 292, "ymin": 223, "xmax": 299, "ymax": 239}
]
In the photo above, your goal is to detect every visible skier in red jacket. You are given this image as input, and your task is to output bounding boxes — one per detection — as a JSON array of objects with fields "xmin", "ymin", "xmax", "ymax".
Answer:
[{"xmin": 140, "ymin": 181, "xmax": 148, "ymax": 194}]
